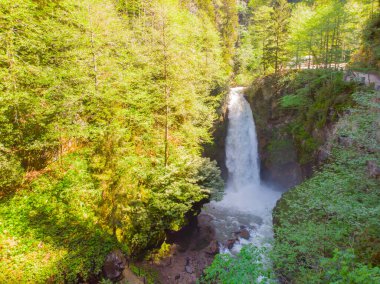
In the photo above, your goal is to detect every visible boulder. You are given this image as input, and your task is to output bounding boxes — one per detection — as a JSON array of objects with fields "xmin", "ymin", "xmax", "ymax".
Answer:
[
  {"xmin": 239, "ymin": 229, "xmax": 250, "ymax": 240},
  {"xmin": 102, "ymin": 249, "xmax": 127, "ymax": 281},
  {"xmin": 367, "ymin": 161, "xmax": 380, "ymax": 178},
  {"xmin": 205, "ymin": 240, "xmax": 219, "ymax": 255},
  {"xmin": 226, "ymin": 239, "xmax": 236, "ymax": 250},
  {"xmin": 185, "ymin": 265, "xmax": 194, "ymax": 274},
  {"xmin": 318, "ymin": 148, "xmax": 330, "ymax": 164}
]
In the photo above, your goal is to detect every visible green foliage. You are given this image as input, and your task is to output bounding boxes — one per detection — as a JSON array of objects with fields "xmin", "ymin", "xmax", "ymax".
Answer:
[
  {"xmin": 318, "ymin": 249, "xmax": 380, "ymax": 283},
  {"xmin": 351, "ymin": 11, "xmax": 380, "ymax": 71},
  {"xmin": 0, "ymin": 0, "xmax": 228, "ymax": 281},
  {"xmin": 279, "ymin": 70, "xmax": 356, "ymax": 163},
  {"xmin": 280, "ymin": 93, "xmax": 308, "ymax": 109},
  {"xmin": 99, "ymin": 279, "xmax": 114, "ymax": 284},
  {"xmin": 130, "ymin": 263, "xmax": 159, "ymax": 284},
  {"xmin": 151, "ymin": 241, "xmax": 171, "ymax": 263},
  {"xmin": 217, "ymin": 0, "xmax": 239, "ymax": 69},
  {"xmin": 235, "ymin": 0, "xmax": 377, "ymax": 78},
  {"xmin": 272, "ymin": 90, "xmax": 380, "ymax": 282},
  {"xmin": 0, "ymin": 146, "xmax": 23, "ymax": 194},
  {"xmin": 0, "ymin": 154, "xmax": 121, "ymax": 283},
  {"xmin": 195, "ymin": 157, "xmax": 224, "ymax": 201},
  {"xmin": 262, "ymin": 0, "xmax": 291, "ymax": 72},
  {"xmin": 201, "ymin": 245, "xmax": 275, "ymax": 284}
]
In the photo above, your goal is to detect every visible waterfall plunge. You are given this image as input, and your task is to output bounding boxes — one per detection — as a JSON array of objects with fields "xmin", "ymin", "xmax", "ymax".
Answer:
[
  {"xmin": 220, "ymin": 87, "xmax": 281, "ymax": 217},
  {"xmin": 226, "ymin": 87, "xmax": 260, "ymax": 190},
  {"xmin": 204, "ymin": 87, "xmax": 282, "ymax": 252}
]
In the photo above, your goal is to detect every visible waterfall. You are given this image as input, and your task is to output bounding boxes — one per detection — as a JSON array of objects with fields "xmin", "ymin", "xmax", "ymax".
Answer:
[
  {"xmin": 203, "ymin": 87, "xmax": 282, "ymax": 253},
  {"xmin": 226, "ymin": 87, "xmax": 260, "ymax": 191}
]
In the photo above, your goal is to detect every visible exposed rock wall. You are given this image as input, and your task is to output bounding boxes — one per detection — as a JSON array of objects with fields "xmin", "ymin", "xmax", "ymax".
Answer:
[
  {"xmin": 244, "ymin": 73, "xmax": 348, "ymax": 190},
  {"xmin": 245, "ymin": 76, "xmax": 305, "ymax": 189},
  {"xmin": 203, "ymin": 91, "xmax": 229, "ymax": 181}
]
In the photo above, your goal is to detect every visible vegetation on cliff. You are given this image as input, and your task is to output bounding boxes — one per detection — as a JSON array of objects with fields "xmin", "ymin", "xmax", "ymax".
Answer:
[
  {"xmin": 279, "ymin": 69, "xmax": 357, "ymax": 164},
  {"xmin": 271, "ymin": 9, "xmax": 380, "ymax": 283},
  {"xmin": 247, "ymin": 69, "xmax": 357, "ymax": 182},
  {"xmin": 273, "ymin": 89, "xmax": 380, "ymax": 283}
]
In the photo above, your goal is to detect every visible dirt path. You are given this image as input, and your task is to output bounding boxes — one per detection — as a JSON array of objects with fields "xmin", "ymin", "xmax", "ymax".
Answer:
[{"xmin": 344, "ymin": 71, "xmax": 380, "ymax": 90}]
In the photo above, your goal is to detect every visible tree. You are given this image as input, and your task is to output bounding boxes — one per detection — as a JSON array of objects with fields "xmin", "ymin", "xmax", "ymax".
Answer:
[
  {"xmin": 263, "ymin": 0, "xmax": 291, "ymax": 72},
  {"xmin": 214, "ymin": 0, "xmax": 239, "ymax": 70}
]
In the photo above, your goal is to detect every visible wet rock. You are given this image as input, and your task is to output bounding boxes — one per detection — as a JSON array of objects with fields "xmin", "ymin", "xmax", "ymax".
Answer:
[
  {"xmin": 197, "ymin": 213, "xmax": 214, "ymax": 227},
  {"xmin": 239, "ymin": 229, "xmax": 250, "ymax": 240},
  {"xmin": 102, "ymin": 249, "xmax": 127, "ymax": 281},
  {"xmin": 226, "ymin": 239, "xmax": 236, "ymax": 250},
  {"xmin": 367, "ymin": 161, "xmax": 380, "ymax": 178},
  {"xmin": 194, "ymin": 213, "xmax": 216, "ymax": 250},
  {"xmin": 205, "ymin": 240, "xmax": 219, "ymax": 255}
]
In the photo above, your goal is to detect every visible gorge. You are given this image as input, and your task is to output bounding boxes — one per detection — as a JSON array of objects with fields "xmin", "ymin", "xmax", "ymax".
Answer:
[
  {"xmin": 203, "ymin": 87, "xmax": 282, "ymax": 253},
  {"xmin": 0, "ymin": 0, "xmax": 379, "ymax": 283}
]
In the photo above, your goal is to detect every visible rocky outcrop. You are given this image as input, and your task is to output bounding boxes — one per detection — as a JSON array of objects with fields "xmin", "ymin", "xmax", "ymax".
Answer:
[
  {"xmin": 203, "ymin": 86, "xmax": 230, "ymax": 181},
  {"xmin": 245, "ymin": 76, "xmax": 305, "ymax": 189},
  {"xmin": 245, "ymin": 73, "xmax": 349, "ymax": 189},
  {"xmin": 225, "ymin": 239, "xmax": 237, "ymax": 250},
  {"xmin": 239, "ymin": 228, "xmax": 250, "ymax": 240},
  {"xmin": 148, "ymin": 212, "xmax": 220, "ymax": 284},
  {"xmin": 103, "ymin": 250, "xmax": 127, "ymax": 281},
  {"xmin": 205, "ymin": 240, "xmax": 220, "ymax": 255}
]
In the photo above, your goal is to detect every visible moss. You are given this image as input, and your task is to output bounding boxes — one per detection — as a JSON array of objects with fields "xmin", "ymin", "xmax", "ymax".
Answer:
[{"xmin": 267, "ymin": 138, "xmax": 296, "ymax": 165}]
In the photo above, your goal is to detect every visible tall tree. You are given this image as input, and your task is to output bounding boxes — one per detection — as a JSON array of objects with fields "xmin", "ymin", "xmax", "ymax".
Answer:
[{"xmin": 263, "ymin": 0, "xmax": 291, "ymax": 72}]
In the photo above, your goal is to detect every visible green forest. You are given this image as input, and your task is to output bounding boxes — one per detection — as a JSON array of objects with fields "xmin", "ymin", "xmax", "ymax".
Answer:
[{"xmin": 0, "ymin": 0, "xmax": 379, "ymax": 283}]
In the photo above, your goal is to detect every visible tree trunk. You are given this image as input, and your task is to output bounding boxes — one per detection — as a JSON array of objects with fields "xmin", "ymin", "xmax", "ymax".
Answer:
[
  {"xmin": 161, "ymin": 12, "xmax": 170, "ymax": 168},
  {"xmin": 275, "ymin": 33, "xmax": 279, "ymax": 72},
  {"xmin": 324, "ymin": 30, "xmax": 329, "ymax": 68}
]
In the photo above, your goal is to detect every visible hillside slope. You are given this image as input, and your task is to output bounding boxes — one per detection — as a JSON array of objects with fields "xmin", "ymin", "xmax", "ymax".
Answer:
[{"xmin": 273, "ymin": 89, "xmax": 380, "ymax": 283}]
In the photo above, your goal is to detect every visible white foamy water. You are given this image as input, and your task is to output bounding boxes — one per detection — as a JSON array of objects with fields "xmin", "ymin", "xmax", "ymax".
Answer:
[{"xmin": 204, "ymin": 87, "xmax": 282, "ymax": 252}]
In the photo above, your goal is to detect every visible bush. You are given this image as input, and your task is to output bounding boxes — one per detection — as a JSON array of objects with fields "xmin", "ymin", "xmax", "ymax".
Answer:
[
  {"xmin": 0, "ymin": 147, "xmax": 24, "ymax": 194},
  {"xmin": 0, "ymin": 154, "xmax": 121, "ymax": 283},
  {"xmin": 318, "ymin": 250, "xmax": 380, "ymax": 284},
  {"xmin": 201, "ymin": 245, "xmax": 275, "ymax": 284}
]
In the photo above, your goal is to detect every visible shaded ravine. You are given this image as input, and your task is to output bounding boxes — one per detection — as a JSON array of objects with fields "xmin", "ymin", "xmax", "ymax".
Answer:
[
  {"xmin": 202, "ymin": 87, "xmax": 282, "ymax": 253},
  {"xmin": 133, "ymin": 88, "xmax": 284, "ymax": 283}
]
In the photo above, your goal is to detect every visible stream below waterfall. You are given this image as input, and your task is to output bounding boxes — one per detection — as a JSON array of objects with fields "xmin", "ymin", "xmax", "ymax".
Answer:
[{"xmin": 202, "ymin": 87, "xmax": 283, "ymax": 254}]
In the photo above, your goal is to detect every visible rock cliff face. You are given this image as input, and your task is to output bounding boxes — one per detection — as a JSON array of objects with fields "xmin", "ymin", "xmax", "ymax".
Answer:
[
  {"xmin": 245, "ymin": 77, "xmax": 305, "ymax": 189},
  {"xmin": 203, "ymin": 91, "xmax": 229, "ymax": 181},
  {"xmin": 244, "ymin": 73, "xmax": 346, "ymax": 190},
  {"xmin": 208, "ymin": 71, "xmax": 352, "ymax": 189}
]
